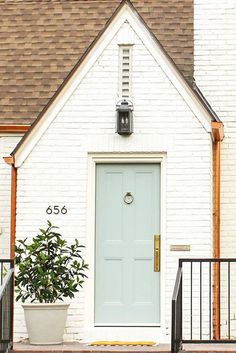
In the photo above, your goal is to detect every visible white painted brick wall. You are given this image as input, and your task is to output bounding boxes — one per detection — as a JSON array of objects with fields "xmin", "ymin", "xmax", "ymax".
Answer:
[
  {"xmin": 195, "ymin": 0, "xmax": 236, "ymax": 338},
  {"xmin": 14, "ymin": 23, "xmax": 213, "ymax": 342},
  {"xmin": 0, "ymin": 135, "xmax": 22, "ymax": 258}
]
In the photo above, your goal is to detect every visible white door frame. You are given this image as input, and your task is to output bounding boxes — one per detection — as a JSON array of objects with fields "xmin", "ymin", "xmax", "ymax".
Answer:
[{"xmin": 84, "ymin": 152, "xmax": 166, "ymax": 341}]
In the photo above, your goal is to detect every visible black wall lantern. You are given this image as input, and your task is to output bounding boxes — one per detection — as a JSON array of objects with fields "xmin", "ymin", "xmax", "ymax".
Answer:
[{"xmin": 116, "ymin": 99, "xmax": 133, "ymax": 135}]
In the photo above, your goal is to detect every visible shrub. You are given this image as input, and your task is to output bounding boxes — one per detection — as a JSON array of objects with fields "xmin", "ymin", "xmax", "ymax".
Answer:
[{"xmin": 15, "ymin": 221, "xmax": 88, "ymax": 303}]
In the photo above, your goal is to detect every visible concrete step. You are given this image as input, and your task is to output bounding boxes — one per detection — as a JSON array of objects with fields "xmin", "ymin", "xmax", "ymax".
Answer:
[
  {"xmin": 183, "ymin": 343, "xmax": 236, "ymax": 352},
  {"xmin": 11, "ymin": 351, "xmax": 170, "ymax": 353},
  {"xmin": 11, "ymin": 342, "xmax": 170, "ymax": 353},
  {"xmin": 11, "ymin": 342, "xmax": 236, "ymax": 353}
]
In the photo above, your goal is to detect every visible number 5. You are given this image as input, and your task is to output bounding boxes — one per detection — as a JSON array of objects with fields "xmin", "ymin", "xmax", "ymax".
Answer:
[{"xmin": 54, "ymin": 206, "xmax": 60, "ymax": 215}]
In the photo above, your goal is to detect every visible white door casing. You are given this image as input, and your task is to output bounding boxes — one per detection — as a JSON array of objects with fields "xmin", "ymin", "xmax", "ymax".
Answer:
[{"xmin": 84, "ymin": 153, "xmax": 166, "ymax": 341}]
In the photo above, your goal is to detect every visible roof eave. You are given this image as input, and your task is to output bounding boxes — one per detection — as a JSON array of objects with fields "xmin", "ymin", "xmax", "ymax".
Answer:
[{"xmin": 11, "ymin": 0, "xmax": 215, "ymax": 167}]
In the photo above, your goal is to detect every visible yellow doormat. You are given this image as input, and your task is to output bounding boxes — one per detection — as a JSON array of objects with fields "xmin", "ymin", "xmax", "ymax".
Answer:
[{"xmin": 89, "ymin": 341, "xmax": 157, "ymax": 346}]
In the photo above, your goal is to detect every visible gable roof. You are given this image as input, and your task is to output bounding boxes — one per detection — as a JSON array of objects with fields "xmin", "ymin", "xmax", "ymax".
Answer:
[
  {"xmin": 10, "ymin": 0, "xmax": 221, "ymax": 167},
  {"xmin": 0, "ymin": 0, "xmax": 193, "ymax": 126}
]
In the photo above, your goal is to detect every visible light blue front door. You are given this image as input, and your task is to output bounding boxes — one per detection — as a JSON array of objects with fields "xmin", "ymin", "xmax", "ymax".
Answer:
[{"xmin": 95, "ymin": 164, "xmax": 161, "ymax": 325}]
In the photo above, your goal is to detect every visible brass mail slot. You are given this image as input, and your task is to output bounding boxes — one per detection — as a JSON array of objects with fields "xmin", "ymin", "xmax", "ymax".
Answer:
[
  {"xmin": 170, "ymin": 244, "xmax": 191, "ymax": 252},
  {"xmin": 154, "ymin": 234, "xmax": 160, "ymax": 272}
]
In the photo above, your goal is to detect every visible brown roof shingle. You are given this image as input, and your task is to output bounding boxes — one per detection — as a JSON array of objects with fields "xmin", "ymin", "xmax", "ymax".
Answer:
[{"xmin": 0, "ymin": 0, "xmax": 193, "ymax": 125}]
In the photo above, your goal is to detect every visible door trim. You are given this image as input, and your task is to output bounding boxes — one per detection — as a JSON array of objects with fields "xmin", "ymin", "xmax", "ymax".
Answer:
[{"xmin": 84, "ymin": 153, "xmax": 166, "ymax": 340}]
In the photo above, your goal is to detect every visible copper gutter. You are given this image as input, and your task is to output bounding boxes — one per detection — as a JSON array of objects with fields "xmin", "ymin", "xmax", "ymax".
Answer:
[
  {"xmin": 212, "ymin": 121, "xmax": 224, "ymax": 339},
  {"xmin": 0, "ymin": 125, "xmax": 30, "ymax": 133}
]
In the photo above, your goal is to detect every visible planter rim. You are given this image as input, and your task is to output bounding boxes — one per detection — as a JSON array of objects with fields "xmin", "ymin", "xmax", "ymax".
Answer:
[{"xmin": 22, "ymin": 303, "xmax": 70, "ymax": 309}]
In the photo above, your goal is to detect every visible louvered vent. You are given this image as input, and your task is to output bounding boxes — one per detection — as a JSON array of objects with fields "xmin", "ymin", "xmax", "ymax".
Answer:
[{"xmin": 120, "ymin": 46, "xmax": 132, "ymax": 98}]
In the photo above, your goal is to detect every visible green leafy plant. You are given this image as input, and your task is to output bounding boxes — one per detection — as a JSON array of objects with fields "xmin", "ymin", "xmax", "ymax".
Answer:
[{"xmin": 15, "ymin": 221, "xmax": 88, "ymax": 303}]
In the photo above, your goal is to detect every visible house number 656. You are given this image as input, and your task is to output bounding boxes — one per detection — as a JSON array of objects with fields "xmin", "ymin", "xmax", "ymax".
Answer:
[{"xmin": 46, "ymin": 206, "xmax": 68, "ymax": 215}]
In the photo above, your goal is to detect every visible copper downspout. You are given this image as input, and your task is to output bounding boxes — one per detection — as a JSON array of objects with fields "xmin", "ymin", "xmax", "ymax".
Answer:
[
  {"xmin": 10, "ymin": 164, "xmax": 17, "ymax": 347},
  {"xmin": 3, "ymin": 156, "xmax": 17, "ymax": 259},
  {"xmin": 10, "ymin": 165, "xmax": 17, "ymax": 259},
  {"xmin": 3, "ymin": 157, "xmax": 17, "ymax": 347},
  {"xmin": 211, "ymin": 121, "xmax": 224, "ymax": 339},
  {"xmin": 213, "ymin": 139, "xmax": 221, "ymax": 339}
]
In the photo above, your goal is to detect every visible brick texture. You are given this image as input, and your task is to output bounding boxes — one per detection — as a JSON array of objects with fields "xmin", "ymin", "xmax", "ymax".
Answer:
[
  {"xmin": 194, "ymin": 0, "xmax": 236, "ymax": 339},
  {"xmin": 13, "ymin": 22, "xmax": 212, "ymax": 342}
]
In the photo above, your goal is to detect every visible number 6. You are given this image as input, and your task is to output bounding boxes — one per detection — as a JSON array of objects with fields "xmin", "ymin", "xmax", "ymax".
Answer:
[
  {"xmin": 46, "ymin": 206, "xmax": 52, "ymax": 215},
  {"xmin": 61, "ymin": 206, "xmax": 67, "ymax": 214}
]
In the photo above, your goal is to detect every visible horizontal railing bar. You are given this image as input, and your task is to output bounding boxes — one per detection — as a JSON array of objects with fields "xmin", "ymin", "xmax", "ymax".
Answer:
[
  {"xmin": 0, "ymin": 260, "xmax": 14, "ymax": 266},
  {"xmin": 0, "ymin": 269, "xmax": 14, "ymax": 301},
  {"xmin": 180, "ymin": 258, "xmax": 236, "ymax": 263}
]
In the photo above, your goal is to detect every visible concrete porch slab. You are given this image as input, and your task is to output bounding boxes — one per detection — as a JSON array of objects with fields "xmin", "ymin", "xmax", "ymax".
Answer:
[
  {"xmin": 12, "ymin": 341, "xmax": 169, "ymax": 353},
  {"xmin": 184, "ymin": 343, "xmax": 236, "ymax": 352},
  {"xmin": 11, "ymin": 341, "xmax": 236, "ymax": 353},
  {"xmin": 13, "ymin": 342, "xmax": 170, "ymax": 353}
]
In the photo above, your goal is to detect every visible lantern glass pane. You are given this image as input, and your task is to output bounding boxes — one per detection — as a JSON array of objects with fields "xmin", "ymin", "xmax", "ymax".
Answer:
[{"xmin": 118, "ymin": 111, "xmax": 130, "ymax": 133}]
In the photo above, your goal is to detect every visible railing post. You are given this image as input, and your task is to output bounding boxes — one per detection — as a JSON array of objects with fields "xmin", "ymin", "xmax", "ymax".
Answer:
[
  {"xmin": 179, "ymin": 260, "xmax": 183, "ymax": 352},
  {"xmin": 0, "ymin": 260, "xmax": 15, "ymax": 353},
  {"xmin": 171, "ymin": 261, "xmax": 183, "ymax": 353},
  {"xmin": 171, "ymin": 295, "xmax": 176, "ymax": 353}
]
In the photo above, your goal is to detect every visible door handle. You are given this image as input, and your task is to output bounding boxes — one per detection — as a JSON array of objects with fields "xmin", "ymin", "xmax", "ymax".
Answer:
[{"xmin": 154, "ymin": 234, "xmax": 160, "ymax": 272}]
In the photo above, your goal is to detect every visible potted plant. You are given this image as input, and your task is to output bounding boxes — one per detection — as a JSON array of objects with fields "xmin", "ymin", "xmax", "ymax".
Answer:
[{"xmin": 15, "ymin": 221, "xmax": 88, "ymax": 345}]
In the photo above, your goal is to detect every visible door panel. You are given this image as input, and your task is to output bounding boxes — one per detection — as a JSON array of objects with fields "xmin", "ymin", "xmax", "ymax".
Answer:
[{"xmin": 95, "ymin": 164, "xmax": 160, "ymax": 325}]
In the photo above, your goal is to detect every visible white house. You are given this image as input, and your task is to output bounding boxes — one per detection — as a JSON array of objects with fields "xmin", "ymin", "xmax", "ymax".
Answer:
[{"xmin": 0, "ymin": 0, "xmax": 232, "ymax": 344}]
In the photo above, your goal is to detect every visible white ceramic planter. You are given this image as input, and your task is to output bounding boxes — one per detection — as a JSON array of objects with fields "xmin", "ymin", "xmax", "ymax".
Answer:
[{"xmin": 22, "ymin": 303, "xmax": 70, "ymax": 345}]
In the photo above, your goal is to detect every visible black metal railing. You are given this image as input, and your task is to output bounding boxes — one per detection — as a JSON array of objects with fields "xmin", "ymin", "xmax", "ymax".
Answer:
[
  {"xmin": 0, "ymin": 260, "xmax": 14, "ymax": 353},
  {"xmin": 171, "ymin": 258, "xmax": 236, "ymax": 353},
  {"xmin": 171, "ymin": 266, "xmax": 183, "ymax": 353}
]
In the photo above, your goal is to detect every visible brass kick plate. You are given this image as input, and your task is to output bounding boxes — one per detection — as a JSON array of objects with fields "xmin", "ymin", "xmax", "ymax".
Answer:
[{"xmin": 154, "ymin": 234, "xmax": 160, "ymax": 272}]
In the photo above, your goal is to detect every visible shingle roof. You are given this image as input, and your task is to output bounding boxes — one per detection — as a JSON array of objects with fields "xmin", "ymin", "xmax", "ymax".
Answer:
[{"xmin": 0, "ymin": 0, "xmax": 193, "ymax": 125}]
